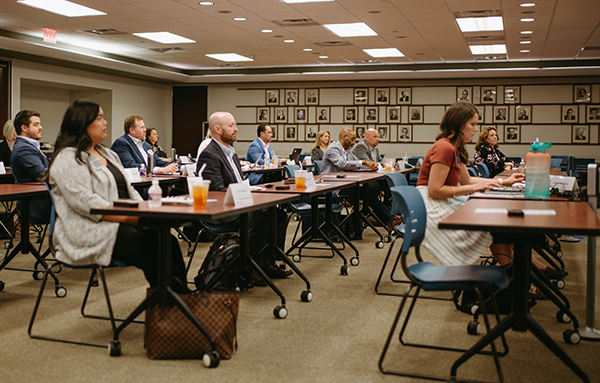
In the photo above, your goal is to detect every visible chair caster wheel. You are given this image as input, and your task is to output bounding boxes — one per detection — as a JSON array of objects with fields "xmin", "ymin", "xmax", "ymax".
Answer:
[
  {"xmin": 556, "ymin": 310, "xmax": 572, "ymax": 323},
  {"xmin": 553, "ymin": 279, "xmax": 565, "ymax": 289},
  {"xmin": 91, "ymin": 275, "xmax": 99, "ymax": 287},
  {"xmin": 0, "ymin": 281, "xmax": 4, "ymax": 292},
  {"xmin": 292, "ymin": 254, "xmax": 301, "ymax": 262},
  {"xmin": 563, "ymin": 329, "xmax": 580, "ymax": 345},
  {"xmin": 341, "ymin": 266, "xmax": 349, "ymax": 275},
  {"xmin": 32, "ymin": 270, "xmax": 44, "ymax": 281},
  {"xmin": 383, "ymin": 235, "xmax": 392, "ymax": 243},
  {"xmin": 4, "ymin": 242, "xmax": 12, "ymax": 249},
  {"xmin": 187, "ymin": 248, "xmax": 194, "ymax": 257},
  {"xmin": 293, "ymin": 215, "xmax": 300, "ymax": 221},
  {"xmin": 464, "ymin": 303, "xmax": 479, "ymax": 315},
  {"xmin": 203, "ymin": 351, "xmax": 220, "ymax": 368},
  {"xmin": 35, "ymin": 236, "xmax": 42, "ymax": 244},
  {"xmin": 350, "ymin": 257, "xmax": 359, "ymax": 266},
  {"xmin": 55, "ymin": 286, "xmax": 67, "ymax": 298},
  {"xmin": 467, "ymin": 321, "xmax": 481, "ymax": 335},
  {"xmin": 109, "ymin": 341, "xmax": 121, "ymax": 356},
  {"xmin": 556, "ymin": 250, "xmax": 563, "ymax": 258},
  {"xmin": 375, "ymin": 241, "xmax": 384, "ymax": 249},
  {"xmin": 274, "ymin": 306, "xmax": 288, "ymax": 319},
  {"xmin": 301, "ymin": 290, "xmax": 313, "ymax": 302}
]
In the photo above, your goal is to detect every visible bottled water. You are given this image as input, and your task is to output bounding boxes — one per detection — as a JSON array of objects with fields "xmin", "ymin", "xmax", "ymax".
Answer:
[
  {"xmin": 148, "ymin": 179, "xmax": 162, "ymax": 207},
  {"xmin": 139, "ymin": 164, "xmax": 147, "ymax": 177}
]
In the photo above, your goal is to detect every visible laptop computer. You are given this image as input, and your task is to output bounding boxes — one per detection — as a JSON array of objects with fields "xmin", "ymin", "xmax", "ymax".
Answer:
[{"xmin": 290, "ymin": 148, "xmax": 303, "ymax": 163}]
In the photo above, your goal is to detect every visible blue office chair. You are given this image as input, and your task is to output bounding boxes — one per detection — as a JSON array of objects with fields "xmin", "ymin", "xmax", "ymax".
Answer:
[
  {"xmin": 467, "ymin": 166, "xmax": 478, "ymax": 177},
  {"xmin": 506, "ymin": 156, "xmax": 521, "ymax": 165},
  {"xmin": 379, "ymin": 186, "xmax": 509, "ymax": 382},
  {"xmin": 473, "ymin": 162, "xmax": 490, "ymax": 178},
  {"xmin": 407, "ymin": 156, "xmax": 423, "ymax": 185},
  {"xmin": 550, "ymin": 158, "xmax": 562, "ymax": 169},
  {"xmin": 313, "ymin": 160, "xmax": 322, "ymax": 175},
  {"xmin": 28, "ymin": 183, "xmax": 137, "ymax": 355}
]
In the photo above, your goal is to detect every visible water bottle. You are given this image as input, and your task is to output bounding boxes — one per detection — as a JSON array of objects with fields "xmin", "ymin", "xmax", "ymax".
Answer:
[
  {"xmin": 139, "ymin": 164, "xmax": 147, "ymax": 177},
  {"xmin": 147, "ymin": 150, "xmax": 155, "ymax": 174},
  {"xmin": 148, "ymin": 179, "xmax": 162, "ymax": 207},
  {"xmin": 519, "ymin": 159, "xmax": 525, "ymax": 171},
  {"xmin": 525, "ymin": 140, "xmax": 552, "ymax": 198}
]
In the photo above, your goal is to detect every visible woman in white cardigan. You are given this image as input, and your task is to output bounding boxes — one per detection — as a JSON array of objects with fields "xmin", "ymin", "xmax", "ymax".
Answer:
[{"xmin": 46, "ymin": 100, "xmax": 188, "ymax": 292}]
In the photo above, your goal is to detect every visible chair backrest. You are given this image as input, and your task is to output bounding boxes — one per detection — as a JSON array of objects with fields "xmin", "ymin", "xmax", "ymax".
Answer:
[
  {"xmin": 506, "ymin": 156, "xmax": 521, "ymax": 164},
  {"xmin": 474, "ymin": 163, "xmax": 490, "ymax": 178},
  {"xmin": 408, "ymin": 156, "xmax": 423, "ymax": 166},
  {"xmin": 283, "ymin": 164, "xmax": 300, "ymax": 179},
  {"xmin": 384, "ymin": 173, "xmax": 408, "ymax": 189},
  {"xmin": 550, "ymin": 158, "xmax": 562, "ymax": 169},
  {"xmin": 298, "ymin": 153, "xmax": 310, "ymax": 163},
  {"xmin": 389, "ymin": 186, "xmax": 426, "ymax": 253},
  {"xmin": 313, "ymin": 160, "xmax": 322, "ymax": 175},
  {"xmin": 467, "ymin": 166, "xmax": 477, "ymax": 177},
  {"xmin": 551, "ymin": 156, "xmax": 569, "ymax": 173}
]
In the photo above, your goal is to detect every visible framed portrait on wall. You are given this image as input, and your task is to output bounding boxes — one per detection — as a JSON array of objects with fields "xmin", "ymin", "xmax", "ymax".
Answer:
[
  {"xmin": 285, "ymin": 125, "xmax": 297, "ymax": 141},
  {"xmin": 275, "ymin": 107, "xmax": 287, "ymax": 123},
  {"xmin": 316, "ymin": 106, "xmax": 330, "ymax": 123},
  {"xmin": 572, "ymin": 125, "xmax": 589, "ymax": 143},
  {"xmin": 257, "ymin": 108, "xmax": 269, "ymax": 123},
  {"xmin": 516, "ymin": 105, "xmax": 531, "ymax": 123},
  {"xmin": 344, "ymin": 106, "xmax": 358, "ymax": 123},
  {"xmin": 561, "ymin": 105, "xmax": 578, "ymax": 123},
  {"xmin": 397, "ymin": 87, "xmax": 411, "ymax": 104},
  {"xmin": 271, "ymin": 124, "xmax": 278, "ymax": 141},
  {"xmin": 294, "ymin": 107, "xmax": 307, "ymax": 123},
  {"xmin": 285, "ymin": 89, "xmax": 298, "ymax": 105},
  {"xmin": 481, "ymin": 86, "xmax": 496, "ymax": 104},
  {"xmin": 493, "ymin": 106, "xmax": 508, "ymax": 123},
  {"xmin": 386, "ymin": 106, "xmax": 400, "ymax": 123},
  {"xmin": 586, "ymin": 105, "xmax": 600, "ymax": 123},
  {"xmin": 355, "ymin": 126, "xmax": 366, "ymax": 139},
  {"xmin": 475, "ymin": 105, "xmax": 484, "ymax": 122},
  {"xmin": 266, "ymin": 89, "xmax": 279, "ymax": 106},
  {"xmin": 305, "ymin": 89, "xmax": 319, "ymax": 105},
  {"xmin": 505, "ymin": 125, "xmax": 520, "ymax": 143},
  {"xmin": 354, "ymin": 88, "xmax": 368, "ymax": 105},
  {"xmin": 409, "ymin": 106, "xmax": 423, "ymax": 123},
  {"xmin": 397, "ymin": 125, "xmax": 412, "ymax": 142},
  {"xmin": 365, "ymin": 107, "xmax": 378, "ymax": 123},
  {"xmin": 504, "ymin": 86, "xmax": 520, "ymax": 104},
  {"xmin": 306, "ymin": 125, "xmax": 318, "ymax": 141},
  {"xmin": 375, "ymin": 88, "xmax": 390, "ymax": 105},
  {"xmin": 457, "ymin": 87, "xmax": 472, "ymax": 102},
  {"xmin": 574, "ymin": 85, "xmax": 591, "ymax": 103},
  {"xmin": 376, "ymin": 125, "xmax": 390, "ymax": 142}
]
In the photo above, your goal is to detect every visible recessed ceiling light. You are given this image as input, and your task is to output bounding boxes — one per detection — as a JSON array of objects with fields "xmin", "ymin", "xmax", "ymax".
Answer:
[
  {"xmin": 261, "ymin": 29, "xmax": 273, "ymax": 33},
  {"xmin": 363, "ymin": 48, "xmax": 404, "ymax": 58},
  {"xmin": 198, "ymin": 1, "xmax": 214, "ymax": 5},
  {"xmin": 133, "ymin": 32, "xmax": 195, "ymax": 44},
  {"xmin": 205, "ymin": 53, "xmax": 253, "ymax": 62},
  {"xmin": 520, "ymin": 3, "xmax": 536, "ymax": 7},
  {"xmin": 520, "ymin": 18, "xmax": 535, "ymax": 22},
  {"xmin": 469, "ymin": 44, "xmax": 507, "ymax": 55},
  {"xmin": 17, "ymin": 0, "xmax": 106, "ymax": 17},
  {"xmin": 323, "ymin": 22, "xmax": 377, "ymax": 38},
  {"xmin": 520, "ymin": 40, "xmax": 531, "ymax": 44},
  {"xmin": 284, "ymin": 39, "xmax": 295, "ymax": 43},
  {"xmin": 282, "ymin": 0, "xmax": 334, "ymax": 3},
  {"xmin": 456, "ymin": 16, "xmax": 503, "ymax": 32},
  {"xmin": 521, "ymin": 31, "xmax": 533, "ymax": 34},
  {"xmin": 520, "ymin": 50, "xmax": 530, "ymax": 53},
  {"xmin": 303, "ymin": 48, "xmax": 313, "ymax": 51},
  {"xmin": 233, "ymin": 17, "xmax": 246, "ymax": 21},
  {"xmin": 319, "ymin": 55, "xmax": 329, "ymax": 59}
]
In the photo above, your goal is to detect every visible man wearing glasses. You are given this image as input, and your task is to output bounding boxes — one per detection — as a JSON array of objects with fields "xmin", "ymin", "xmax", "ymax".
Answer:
[{"xmin": 321, "ymin": 128, "xmax": 378, "ymax": 174}]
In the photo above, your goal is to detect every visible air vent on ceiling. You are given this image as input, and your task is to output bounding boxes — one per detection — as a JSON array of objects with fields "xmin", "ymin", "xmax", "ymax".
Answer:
[
  {"xmin": 314, "ymin": 41, "xmax": 353, "ymax": 47},
  {"xmin": 271, "ymin": 19, "xmax": 319, "ymax": 27},
  {"xmin": 453, "ymin": 9, "xmax": 501, "ymax": 18},
  {"xmin": 215, "ymin": 64, "xmax": 239, "ymax": 67},
  {"xmin": 465, "ymin": 36, "xmax": 505, "ymax": 43},
  {"xmin": 475, "ymin": 55, "xmax": 507, "ymax": 61},
  {"xmin": 78, "ymin": 29, "xmax": 127, "ymax": 36},
  {"xmin": 352, "ymin": 59, "xmax": 382, "ymax": 64},
  {"xmin": 582, "ymin": 46, "xmax": 600, "ymax": 51},
  {"xmin": 148, "ymin": 47, "xmax": 188, "ymax": 53}
]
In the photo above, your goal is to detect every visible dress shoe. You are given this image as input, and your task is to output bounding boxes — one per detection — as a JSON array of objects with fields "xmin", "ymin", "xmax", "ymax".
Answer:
[
  {"xmin": 260, "ymin": 262, "xmax": 293, "ymax": 279},
  {"xmin": 251, "ymin": 273, "xmax": 267, "ymax": 287}
]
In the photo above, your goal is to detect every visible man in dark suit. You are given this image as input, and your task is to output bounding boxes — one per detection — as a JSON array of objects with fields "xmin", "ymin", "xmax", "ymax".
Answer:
[
  {"xmin": 111, "ymin": 115, "xmax": 178, "ymax": 174},
  {"xmin": 398, "ymin": 91, "xmax": 410, "ymax": 102},
  {"xmin": 196, "ymin": 112, "xmax": 291, "ymax": 280},
  {"xmin": 11, "ymin": 110, "xmax": 51, "ymax": 223}
]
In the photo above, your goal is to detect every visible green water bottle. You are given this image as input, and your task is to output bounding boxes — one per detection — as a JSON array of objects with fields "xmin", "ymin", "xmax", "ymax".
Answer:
[{"xmin": 525, "ymin": 140, "xmax": 552, "ymax": 198}]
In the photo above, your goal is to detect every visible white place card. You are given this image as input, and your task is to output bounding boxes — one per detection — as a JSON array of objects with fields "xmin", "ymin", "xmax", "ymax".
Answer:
[
  {"xmin": 124, "ymin": 168, "xmax": 142, "ymax": 183},
  {"xmin": 224, "ymin": 180, "xmax": 253, "ymax": 206},
  {"xmin": 305, "ymin": 172, "xmax": 317, "ymax": 188},
  {"xmin": 0, "ymin": 161, "xmax": 5, "ymax": 175},
  {"xmin": 181, "ymin": 164, "xmax": 197, "ymax": 176}
]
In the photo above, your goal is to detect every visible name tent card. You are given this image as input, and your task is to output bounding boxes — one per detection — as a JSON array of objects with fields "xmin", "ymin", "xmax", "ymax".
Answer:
[
  {"xmin": 124, "ymin": 168, "xmax": 142, "ymax": 183},
  {"xmin": 0, "ymin": 162, "xmax": 5, "ymax": 175},
  {"xmin": 224, "ymin": 180, "xmax": 253, "ymax": 207},
  {"xmin": 181, "ymin": 164, "xmax": 197, "ymax": 176},
  {"xmin": 305, "ymin": 171, "xmax": 317, "ymax": 188}
]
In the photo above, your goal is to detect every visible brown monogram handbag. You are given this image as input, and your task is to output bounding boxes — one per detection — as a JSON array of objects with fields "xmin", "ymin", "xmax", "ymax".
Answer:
[{"xmin": 145, "ymin": 290, "xmax": 239, "ymax": 359}]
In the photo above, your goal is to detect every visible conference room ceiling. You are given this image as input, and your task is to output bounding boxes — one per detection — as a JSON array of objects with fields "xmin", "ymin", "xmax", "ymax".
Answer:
[{"xmin": 0, "ymin": 0, "xmax": 599, "ymax": 83}]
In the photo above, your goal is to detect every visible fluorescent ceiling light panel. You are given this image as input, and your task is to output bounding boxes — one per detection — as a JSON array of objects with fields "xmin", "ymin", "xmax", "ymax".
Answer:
[
  {"xmin": 18, "ymin": 0, "xmax": 106, "ymax": 17},
  {"xmin": 282, "ymin": 0, "xmax": 334, "ymax": 3},
  {"xmin": 456, "ymin": 16, "xmax": 503, "ymax": 32},
  {"xmin": 363, "ymin": 48, "xmax": 404, "ymax": 58},
  {"xmin": 205, "ymin": 53, "xmax": 253, "ymax": 62},
  {"xmin": 469, "ymin": 44, "xmax": 507, "ymax": 55},
  {"xmin": 323, "ymin": 22, "xmax": 377, "ymax": 38},
  {"xmin": 134, "ymin": 32, "xmax": 195, "ymax": 44}
]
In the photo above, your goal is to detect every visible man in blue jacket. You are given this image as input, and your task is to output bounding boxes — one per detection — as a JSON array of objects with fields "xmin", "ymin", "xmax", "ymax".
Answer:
[
  {"xmin": 11, "ymin": 110, "xmax": 51, "ymax": 224},
  {"xmin": 111, "ymin": 115, "xmax": 178, "ymax": 174},
  {"xmin": 245, "ymin": 124, "xmax": 285, "ymax": 184}
]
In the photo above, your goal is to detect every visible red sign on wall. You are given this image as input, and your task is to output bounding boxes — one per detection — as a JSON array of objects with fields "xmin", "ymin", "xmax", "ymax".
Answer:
[{"xmin": 43, "ymin": 28, "xmax": 57, "ymax": 44}]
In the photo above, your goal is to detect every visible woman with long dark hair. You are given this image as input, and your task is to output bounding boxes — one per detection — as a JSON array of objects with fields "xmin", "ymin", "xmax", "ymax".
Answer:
[
  {"xmin": 145, "ymin": 128, "xmax": 172, "ymax": 162},
  {"xmin": 46, "ymin": 100, "xmax": 188, "ymax": 292}
]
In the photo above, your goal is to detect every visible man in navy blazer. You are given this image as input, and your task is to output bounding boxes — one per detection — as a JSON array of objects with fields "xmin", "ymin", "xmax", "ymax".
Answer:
[
  {"xmin": 245, "ymin": 124, "xmax": 285, "ymax": 184},
  {"xmin": 111, "ymin": 115, "xmax": 178, "ymax": 174},
  {"xmin": 11, "ymin": 110, "xmax": 51, "ymax": 224},
  {"xmin": 196, "ymin": 112, "xmax": 292, "ymax": 280}
]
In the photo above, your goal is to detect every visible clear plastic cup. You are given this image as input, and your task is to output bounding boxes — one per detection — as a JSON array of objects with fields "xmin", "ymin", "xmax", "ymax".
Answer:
[
  {"xmin": 294, "ymin": 169, "xmax": 307, "ymax": 190},
  {"xmin": 189, "ymin": 178, "xmax": 211, "ymax": 209}
]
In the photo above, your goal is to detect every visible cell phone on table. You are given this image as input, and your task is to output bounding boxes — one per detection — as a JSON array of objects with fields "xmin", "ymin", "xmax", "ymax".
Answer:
[
  {"xmin": 113, "ymin": 199, "xmax": 139, "ymax": 208},
  {"xmin": 507, "ymin": 209, "xmax": 524, "ymax": 217}
]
